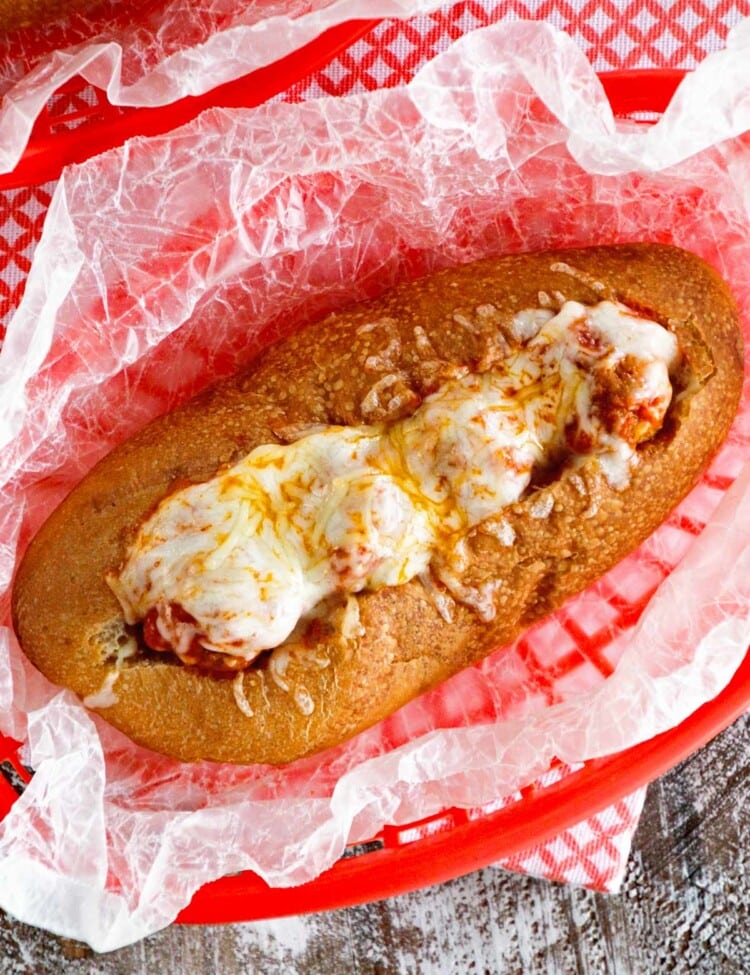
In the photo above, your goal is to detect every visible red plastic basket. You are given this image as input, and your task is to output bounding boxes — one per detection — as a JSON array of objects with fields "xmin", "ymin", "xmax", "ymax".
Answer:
[
  {"xmin": 0, "ymin": 17, "xmax": 380, "ymax": 191},
  {"xmin": 1, "ymin": 61, "xmax": 748, "ymax": 924}
]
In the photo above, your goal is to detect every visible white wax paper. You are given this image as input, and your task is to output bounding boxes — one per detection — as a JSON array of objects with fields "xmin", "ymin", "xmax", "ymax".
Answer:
[
  {"xmin": 0, "ymin": 0, "xmax": 446, "ymax": 176},
  {"xmin": 2, "ymin": 19, "xmax": 750, "ymax": 950}
]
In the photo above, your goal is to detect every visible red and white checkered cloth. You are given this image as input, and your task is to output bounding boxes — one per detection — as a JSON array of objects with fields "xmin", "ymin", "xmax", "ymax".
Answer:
[
  {"xmin": 500, "ymin": 786, "xmax": 647, "ymax": 890},
  {"xmin": 1, "ymin": 0, "xmax": 742, "ymax": 893}
]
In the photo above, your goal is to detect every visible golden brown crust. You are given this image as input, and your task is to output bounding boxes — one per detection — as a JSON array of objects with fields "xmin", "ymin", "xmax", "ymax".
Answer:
[
  {"xmin": 0, "ymin": 0, "xmax": 100, "ymax": 29},
  {"xmin": 11, "ymin": 244, "xmax": 744, "ymax": 765}
]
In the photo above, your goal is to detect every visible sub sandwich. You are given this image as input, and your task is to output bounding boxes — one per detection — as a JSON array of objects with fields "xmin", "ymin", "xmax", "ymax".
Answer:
[{"xmin": 12, "ymin": 244, "xmax": 744, "ymax": 764}]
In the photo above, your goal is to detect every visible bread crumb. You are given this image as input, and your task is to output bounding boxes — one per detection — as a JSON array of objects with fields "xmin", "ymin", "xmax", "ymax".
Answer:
[
  {"xmin": 568, "ymin": 473, "xmax": 587, "ymax": 498},
  {"xmin": 481, "ymin": 518, "xmax": 516, "ymax": 546},
  {"xmin": 361, "ymin": 372, "xmax": 419, "ymax": 421},
  {"xmin": 452, "ymin": 311, "xmax": 476, "ymax": 330},
  {"xmin": 272, "ymin": 421, "xmax": 329, "ymax": 443},
  {"xmin": 294, "ymin": 685, "xmax": 315, "ymax": 716},
  {"xmin": 356, "ymin": 316, "xmax": 398, "ymax": 335},
  {"xmin": 364, "ymin": 337, "xmax": 401, "ymax": 372},
  {"xmin": 269, "ymin": 647, "xmax": 291, "ymax": 692},
  {"xmin": 550, "ymin": 261, "xmax": 607, "ymax": 294},
  {"xmin": 83, "ymin": 670, "xmax": 119, "ymax": 709},
  {"xmin": 529, "ymin": 493, "xmax": 554, "ymax": 519},
  {"xmin": 417, "ymin": 569, "xmax": 455, "ymax": 623},
  {"xmin": 340, "ymin": 595, "xmax": 365, "ymax": 642},
  {"xmin": 233, "ymin": 672, "xmax": 254, "ymax": 718},
  {"xmin": 413, "ymin": 325, "xmax": 436, "ymax": 357},
  {"xmin": 508, "ymin": 308, "xmax": 554, "ymax": 344}
]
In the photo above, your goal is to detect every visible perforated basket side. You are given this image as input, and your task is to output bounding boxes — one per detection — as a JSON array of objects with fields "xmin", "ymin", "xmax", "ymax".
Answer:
[
  {"xmin": 0, "ymin": 18, "xmax": 379, "ymax": 191},
  {"xmin": 0, "ymin": 736, "xmax": 29, "ymax": 819}
]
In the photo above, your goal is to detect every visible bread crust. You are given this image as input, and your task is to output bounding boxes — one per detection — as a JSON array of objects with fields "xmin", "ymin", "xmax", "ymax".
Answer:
[
  {"xmin": 11, "ymin": 244, "xmax": 744, "ymax": 765},
  {"xmin": 1, "ymin": 0, "xmax": 99, "ymax": 29}
]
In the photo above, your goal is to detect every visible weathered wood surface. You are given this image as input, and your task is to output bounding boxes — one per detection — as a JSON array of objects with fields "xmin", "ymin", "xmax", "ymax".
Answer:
[{"xmin": 1, "ymin": 714, "xmax": 749, "ymax": 974}]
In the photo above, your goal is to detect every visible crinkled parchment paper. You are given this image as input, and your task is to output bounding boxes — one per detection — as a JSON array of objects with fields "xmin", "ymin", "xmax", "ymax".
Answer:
[
  {"xmin": 0, "ymin": 0, "xmax": 447, "ymax": 176},
  {"xmin": 2, "ymin": 19, "xmax": 750, "ymax": 950}
]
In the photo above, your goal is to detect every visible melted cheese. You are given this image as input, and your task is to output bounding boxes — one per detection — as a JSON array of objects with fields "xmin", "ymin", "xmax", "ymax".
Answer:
[{"xmin": 108, "ymin": 300, "xmax": 679, "ymax": 664}]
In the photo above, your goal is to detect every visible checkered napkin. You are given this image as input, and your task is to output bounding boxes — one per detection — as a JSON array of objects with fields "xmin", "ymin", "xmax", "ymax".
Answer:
[{"xmin": 2, "ymin": 0, "xmax": 742, "ymax": 893}]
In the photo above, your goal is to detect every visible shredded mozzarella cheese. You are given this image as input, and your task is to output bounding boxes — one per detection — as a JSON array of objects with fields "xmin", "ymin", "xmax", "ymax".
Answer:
[
  {"xmin": 232, "ymin": 673, "xmax": 254, "ymax": 718},
  {"xmin": 109, "ymin": 301, "xmax": 679, "ymax": 666},
  {"xmin": 83, "ymin": 670, "xmax": 120, "ymax": 709}
]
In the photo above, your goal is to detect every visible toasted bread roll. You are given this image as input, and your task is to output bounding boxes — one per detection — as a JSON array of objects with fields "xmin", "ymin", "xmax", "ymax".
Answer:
[{"xmin": 12, "ymin": 244, "xmax": 743, "ymax": 765}]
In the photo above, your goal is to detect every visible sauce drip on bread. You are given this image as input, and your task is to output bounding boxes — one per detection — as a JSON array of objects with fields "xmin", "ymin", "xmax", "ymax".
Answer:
[{"xmin": 107, "ymin": 300, "xmax": 679, "ymax": 672}]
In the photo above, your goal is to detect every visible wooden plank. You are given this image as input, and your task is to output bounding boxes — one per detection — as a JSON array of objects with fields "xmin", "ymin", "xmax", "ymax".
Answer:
[{"xmin": 1, "ymin": 714, "xmax": 748, "ymax": 973}]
